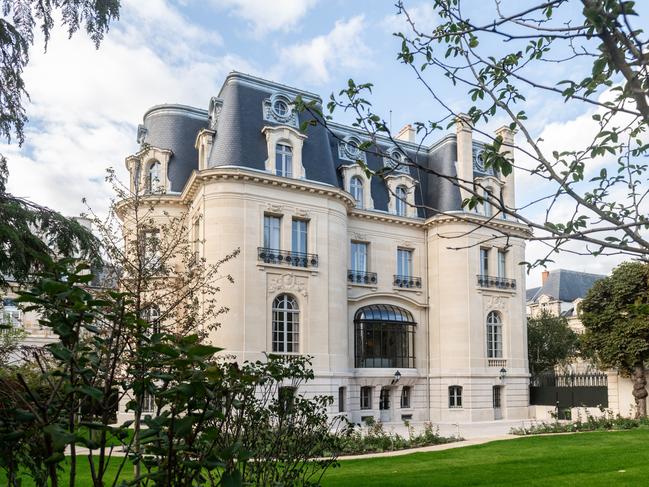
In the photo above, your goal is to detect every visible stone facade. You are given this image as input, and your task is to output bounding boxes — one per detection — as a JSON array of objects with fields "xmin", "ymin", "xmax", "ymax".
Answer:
[{"xmin": 119, "ymin": 72, "xmax": 531, "ymax": 425}]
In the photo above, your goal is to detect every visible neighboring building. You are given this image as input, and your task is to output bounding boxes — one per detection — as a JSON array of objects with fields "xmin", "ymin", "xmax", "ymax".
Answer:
[
  {"xmin": 120, "ymin": 71, "xmax": 531, "ymax": 425},
  {"xmin": 526, "ymin": 268, "xmax": 637, "ymax": 417},
  {"xmin": 526, "ymin": 269, "xmax": 605, "ymax": 333}
]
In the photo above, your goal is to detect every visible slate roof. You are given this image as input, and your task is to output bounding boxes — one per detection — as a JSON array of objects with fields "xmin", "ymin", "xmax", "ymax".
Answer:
[
  {"xmin": 138, "ymin": 71, "xmax": 470, "ymax": 215},
  {"xmin": 526, "ymin": 269, "xmax": 606, "ymax": 303}
]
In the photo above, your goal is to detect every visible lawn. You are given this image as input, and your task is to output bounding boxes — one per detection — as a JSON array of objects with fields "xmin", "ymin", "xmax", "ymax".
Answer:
[
  {"xmin": 4, "ymin": 430, "xmax": 648, "ymax": 486},
  {"xmin": 322, "ymin": 429, "xmax": 649, "ymax": 486}
]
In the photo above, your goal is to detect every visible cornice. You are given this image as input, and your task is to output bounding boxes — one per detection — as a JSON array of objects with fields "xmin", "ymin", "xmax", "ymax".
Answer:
[
  {"xmin": 425, "ymin": 213, "xmax": 532, "ymax": 237},
  {"xmin": 349, "ymin": 209, "xmax": 425, "ymax": 227}
]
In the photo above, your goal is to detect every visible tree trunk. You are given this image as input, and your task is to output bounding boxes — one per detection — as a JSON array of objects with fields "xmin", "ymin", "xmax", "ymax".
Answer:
[{"xmin": 631, "ymin": 364, "xmax": 647, "ymax": 418}]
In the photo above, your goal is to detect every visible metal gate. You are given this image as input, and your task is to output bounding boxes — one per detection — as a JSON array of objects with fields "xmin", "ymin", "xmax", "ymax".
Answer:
[{"xmin": 530, "ymin": 372, "xmax": 608, "ymax": 418}]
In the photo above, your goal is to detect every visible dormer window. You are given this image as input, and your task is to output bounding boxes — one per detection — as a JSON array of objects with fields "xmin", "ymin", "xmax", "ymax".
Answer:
[
  {"xmin": 338, "ymin": 135, "xmax": 366, "ymax": 163},
  {"xmin": 276, "ymin": 143, "xmax": 293, "ymax": 177},
  {"xmin": 264, "ymin": 93, "xmax": 297, "ymax": 126},
  {"xmin": 385, "ymin": 148, "xmax": 409, "ymax": 174},
  {"xmin": 395, "ymin": 185, "xmax": 408, "ymax": 216},
  {"xmin": 147, "ymin": 161, "xmax": 162, "ymax": 193},
  {"xmin": 350, "ymin": 176, "xmax": 364, "ymax": 209},
  {"xmin": 273, "ymin": 98, "xmax": 289, "ymax": 118}
]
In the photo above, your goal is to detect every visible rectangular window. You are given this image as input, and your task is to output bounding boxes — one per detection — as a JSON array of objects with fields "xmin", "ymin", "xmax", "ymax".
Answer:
[
  {"xmin": 142, "ymin": 391, "xmax": 155, "ymax": 414},
  {"xmin": 192, "ymin": 218, "xmax": 201, "ymax": 261},
  {"xmin": 480, "ymin": 248, "xmax": 489, "ymax": 276},
  {"xmin": 497, "ymin": 250, "xmax": 506, "ymax": 278},
  {"xmin": 142, "ymin": 229, "xmax": 161, "ymax": 269},
  {"xmin": 278, "ymin": 386, "xmax": 296, "ymax": 414},
  {"xmin": 449, "ymin": 385, "xmax": 463, "ymax": 408},
  {"xmin": 291, "ymin": 219, "xmax": 308, "ymax": 255},
  {"xmin": 397, "ymin": 248, "xmax": 413, "ymax": 277},
  {"xmin": 351, "ymin": 242, "xmax": 368, "ymax": 272},
  {"xmin": 493, "ymin": 386, "xmax": 502, "ymax": 409},
  {"xmin": 483, "ymin": 188, "xmax": 492, "ymax": 217},
  {"xmin": 360, "ymin": 386, "xmax": 372, "ymax": 410},
  {"xmin": 338, "ymin": 387, "xmax": 346, "ymax": 413},
  {"xmin": 379, "ymin": 388, "xmax": 390, "ymax": 410},
  {"xmin": 264, "ymin": 215, "xmax": 281, "ymax": 249},
  {"xmin": 400, "ymin": 386, "xmax": 412, "ymax": 409}
]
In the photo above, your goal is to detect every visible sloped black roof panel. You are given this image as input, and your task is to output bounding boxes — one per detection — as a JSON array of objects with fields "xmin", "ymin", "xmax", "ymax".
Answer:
[
  {"xmin": 527, "ymin": 269, "xmax": 606, "ymax": 303},
  {"xmin": 142, "ymin": 105, "xmax": 208, "ymax": 192}
]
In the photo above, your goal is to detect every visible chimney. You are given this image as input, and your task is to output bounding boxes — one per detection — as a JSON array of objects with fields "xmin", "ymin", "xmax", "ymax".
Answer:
[
  {"xmin": 541, "ymin": 270, "xmax": 550, "ymax": 286},
  {"xmin": 396, "ymin": 124, "xmax": 416, "ymax": 143}
]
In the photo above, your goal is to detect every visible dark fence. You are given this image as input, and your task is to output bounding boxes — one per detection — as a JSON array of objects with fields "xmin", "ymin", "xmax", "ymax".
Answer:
[{"xmin": 530, "ymin": 372, "xmax": 608, "ymax": 409}]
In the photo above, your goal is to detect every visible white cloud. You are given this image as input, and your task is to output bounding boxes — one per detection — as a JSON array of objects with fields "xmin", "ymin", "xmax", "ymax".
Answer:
[
  {"xmin": 381, "ymin": 2, "xmax": 437, "ymax": 35},
  {"xmin": 279, "ymin": 16, "xmax": 371, "ymax": 84},
  {"xmin": 215, "ymin": 0, "xmax": 318, "ymax": 36}
]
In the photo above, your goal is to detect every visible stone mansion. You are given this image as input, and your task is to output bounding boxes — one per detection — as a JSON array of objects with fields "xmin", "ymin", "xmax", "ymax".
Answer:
[{"xmin": 123, "ymin": 72, "xmax": 531, "ymax": 425}]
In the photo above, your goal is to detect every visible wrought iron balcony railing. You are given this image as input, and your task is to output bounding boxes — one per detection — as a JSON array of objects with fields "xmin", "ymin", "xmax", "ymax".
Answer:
[
  {"xmin": 476, "ymin": 274, "xmax": 516, "ymax": 290},
  {"xmin": 257, "ymin": 247, "xmax": 319, "ymax": 268},
  {"xmin": 393, "ymin": 275, "xmax": 422, "ymax": 289},
  {"xmin": 348, "ymin": 269, "xmax": 378, "ymax": 285}
]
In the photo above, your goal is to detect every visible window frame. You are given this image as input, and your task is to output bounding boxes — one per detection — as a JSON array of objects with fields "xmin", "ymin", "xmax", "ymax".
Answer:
[
  {"xmin": 350, "ymin": 176, "xmax": 364, "ymax": 209},
  {"xmin": 360, "ymin": 386, "xmax": 372, "ymax": 410},
  {"xmin": 263, "ymin": 214, "xmax": 282, "ymax": 250},
  {"xmin": 397, "ymin": 248, "xmax": 413, "ymax": 278},
  {"xmin": 448, "ymin": 385, "xmax": 463, "ymax": 409},
  {"xmin": 497, "ymin": 250, "xmax": 506, "ymax": 278},
  {"xmin": 379, "ymin": 387, "xmax": 390, "ymax": 410},
  {"xmin": 271, "ymin": 294, "xmax": 300, "ymax": 354},
  {"xmin": 395, "ymin": 185, "xmax": 408, "ymax": 216},
  {"xmin": 338, "ymin": 386, "xmax": 346, "ymax": 413},
  {"xmin": 275, "ymin": 143, "xmax": 293, "ymax": 177},
  {"xmin": 350, "ymin": 241, "xmax": 369, "ymax": 273},
  {"xmin": 486, "ymin": 311, "xmax": 503, "ymax": 359},
  {"xmin": 400, "ymin": 386, "xmax": 412, "ymax": 409},
  {"xmin": 479, "ymin": 248, "xmax": 490, "ymax": 276},
  {"xmin": 146, "ymin": 160, "xmax": 162, "ymax": 194},
  {"xmin": 142, "ymin": 391, "xmax": 155, "ymax": 414},
  {"xmin": 291, "ymin": 218, "xmax": 308, "ymax": 255}
]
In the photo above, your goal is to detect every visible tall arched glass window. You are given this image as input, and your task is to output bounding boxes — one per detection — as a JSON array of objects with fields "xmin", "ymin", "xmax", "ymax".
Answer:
[
  {"xmin": 354, "ymin": 304, "xmax": 416, "ymax": 368},
  {"xmin": 147, "ymin": 161, "xmax": 161, "ymax": 193},
  {"xmin": 395, "ymin": 185, "xmax": 407, "ymax": 216},
  {"xmin": 350, "ymin": 176, "xmax": 364, "ymax": 209},
  {"xmin": 276, "ymin": 144, "xmax": 293, "ymax": 177},
  {"xmin": 272, "ymin": 294, "xmax": 299, "ymax": 353},
  {"xmin": 142, "ymin": 305, "xmax": 161, "ymax": 335},
  {"xmin": 486, "ymin": 311, "xmax": 503, "ymax": 358}
]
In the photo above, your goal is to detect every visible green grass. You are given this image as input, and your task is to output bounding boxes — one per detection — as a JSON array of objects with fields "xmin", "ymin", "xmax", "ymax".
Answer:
[
  {"xmin": 5, "ymin": 430, "xmax": 649, "ymax": 486},
  {"xmin": 322, "ymin": 429, "xmax": 649, "ymax": 486}
]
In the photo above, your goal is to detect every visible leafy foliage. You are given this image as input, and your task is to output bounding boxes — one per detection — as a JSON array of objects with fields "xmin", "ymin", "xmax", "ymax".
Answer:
[
  {"xmin": 0, "ymin": 0, "xmax": 120, "ymax": 287},
  {"xmin": 581, "ymin": 261, "xmax": 649, "ymax": 417},
  {"xmin": 527, "ymin": 310, "xmax": 580, "ymax": 375}
]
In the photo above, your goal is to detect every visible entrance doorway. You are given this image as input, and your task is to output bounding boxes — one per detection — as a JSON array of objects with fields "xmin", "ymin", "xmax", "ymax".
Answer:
[{"xmin": 493, "ymin": 385, "xmax": 503, "ymax": 420}]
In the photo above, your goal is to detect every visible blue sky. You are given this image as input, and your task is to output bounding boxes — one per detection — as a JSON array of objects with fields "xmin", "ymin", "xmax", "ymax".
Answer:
[{"xmin": 3, "ymin": 0, "xmax": 644, "ymax": 286}]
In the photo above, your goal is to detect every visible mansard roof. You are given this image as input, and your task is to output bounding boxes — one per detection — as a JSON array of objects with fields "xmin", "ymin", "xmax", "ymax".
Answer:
[
  {"xmin": 137, "ymin": 71, "xmax": 474, "ymax": 215},
  {"xmin": 526, "ymin": 269, "xmax": 606, "ymax": 304}
]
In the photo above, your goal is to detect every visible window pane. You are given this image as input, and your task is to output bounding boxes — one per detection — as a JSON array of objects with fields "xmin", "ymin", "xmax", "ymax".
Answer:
[
  {"xmin": 292, "ymin": 219, "xmax": 308, "ymax": 254},
  {"xmin": 351, "ymin": 242, "xmax": 368, "ymax": 272},
  {"xmin": 276, "ymin": 144, "xmax": 293, "ymax": 177},
  {"xmin": 498, "ymin": 251, "xmax": 506, "ymax": 278},
  {"xmin": 480, "ymin": 248, "xmax": 489, "ymax": 275},
  {"xmin": 264, "ymin": 216, "xmax": 281, "ymax": 249}
]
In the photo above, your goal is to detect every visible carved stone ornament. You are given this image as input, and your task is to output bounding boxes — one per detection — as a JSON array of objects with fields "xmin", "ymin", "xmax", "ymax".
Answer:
[
  {"xmin": 136, "ymin": 124, "xmax": 148, "ymax": 145},
  {"xmin": 294, "ymin": 209, "xmax": 310, "ymax": 219},
  {"xmin": 267, "ymin": 203, "xmax": 284, "ymax": 213},
  {"xmin": 351, "ymin": 232, "xmax": 366, "ymax": 241},
  {"xmin": 268, "ymin": 273, "xmax": 308, "ymax": 297},
  {"xmin": 485, "ymin": 295, "xmax": 507, "ymax": 310}
]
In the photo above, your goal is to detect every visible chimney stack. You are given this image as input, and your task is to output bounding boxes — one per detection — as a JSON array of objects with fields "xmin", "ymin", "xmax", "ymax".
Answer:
[
  {"xmin": 541, "ymin": 270, "xmax": 550, "ymax": 286},
  {"xmin": 396, "ymin": 124, "xmax": 416, "ymax": 143}
]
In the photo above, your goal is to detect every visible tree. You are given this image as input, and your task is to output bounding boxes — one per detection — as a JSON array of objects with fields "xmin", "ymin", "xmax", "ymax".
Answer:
[
  {"xmin": 528, "ymin": 310, "xmax": 579, "ymax": 375},
  {"xmin": 0, "ymin": 0, "xmax": 121, "ymax": 286},
  {"xmin": 580, "ymin": 261, "xmax": 649, "ymax": 418},
  {"xmin": 297, "ymin": 0, "xmax": 649, "ymax": 267}
]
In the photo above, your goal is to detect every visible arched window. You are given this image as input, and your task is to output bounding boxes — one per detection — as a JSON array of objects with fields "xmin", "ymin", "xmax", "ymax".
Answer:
[
  {"xmin": 486, "ymin": 311, "xmax": 503, "ymax": 358},
  {"xmin": 354, "ymin": 304, "xmax": 416, "ymax": 368},
  {"xmin": 276, "ymin": 143, "xmax": 293, "ymax": 177},
  {"xmin": 147, "ymin": 161, "xmax": 162, "ymax": 193},
  {"xmin": 350, "ymin": 176, "xmax": 364, "ymax": 209},
  {"xmin": 272, "ymin": 294, "xmax": 299, "ymax": 353},
  {"xmin": 395, "ymin": 185, "xmax": 408, "ymax": 216}
]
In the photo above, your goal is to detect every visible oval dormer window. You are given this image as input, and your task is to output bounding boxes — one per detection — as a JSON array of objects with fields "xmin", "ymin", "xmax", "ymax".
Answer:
[
  {"xmin": 273, "ymin": 98, "xmax": 289, "ymax": 117},
  {"xmin": 344, "ymin": 137, "xmax": 361, "ymax": 159},
  {"xmin": 270, "ymin": 94, "xmax": 292, "ymax": 122}
]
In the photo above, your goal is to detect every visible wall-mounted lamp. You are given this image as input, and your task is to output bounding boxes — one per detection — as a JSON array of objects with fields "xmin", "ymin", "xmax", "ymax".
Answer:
[
  {"xmin": 391, "ymin": 370, "xmax": 402, "ymax": 384},
  {"xmin": 499, "ymin": 368, "xmax": 507, "ymax": 381}
]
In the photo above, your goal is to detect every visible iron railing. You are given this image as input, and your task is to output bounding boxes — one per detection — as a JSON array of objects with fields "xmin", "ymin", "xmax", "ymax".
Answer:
[
  {"xmin": 393, "ymin": 275, "xmax": 422, "ymax": 289},
  {"xmin": 531, "ymin": 372, "xmax": 608, "ymax": 388},
  {"xmin": 257, "ymin": 247, "xmax": 319, "ymax": 268},
  {"xmin": 477, "ymin": 274, "xmax": 516, "ymax": 290},
  {"xmin": 348, "ymin": 269, "xmax": 378, "ymax": 285}
]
